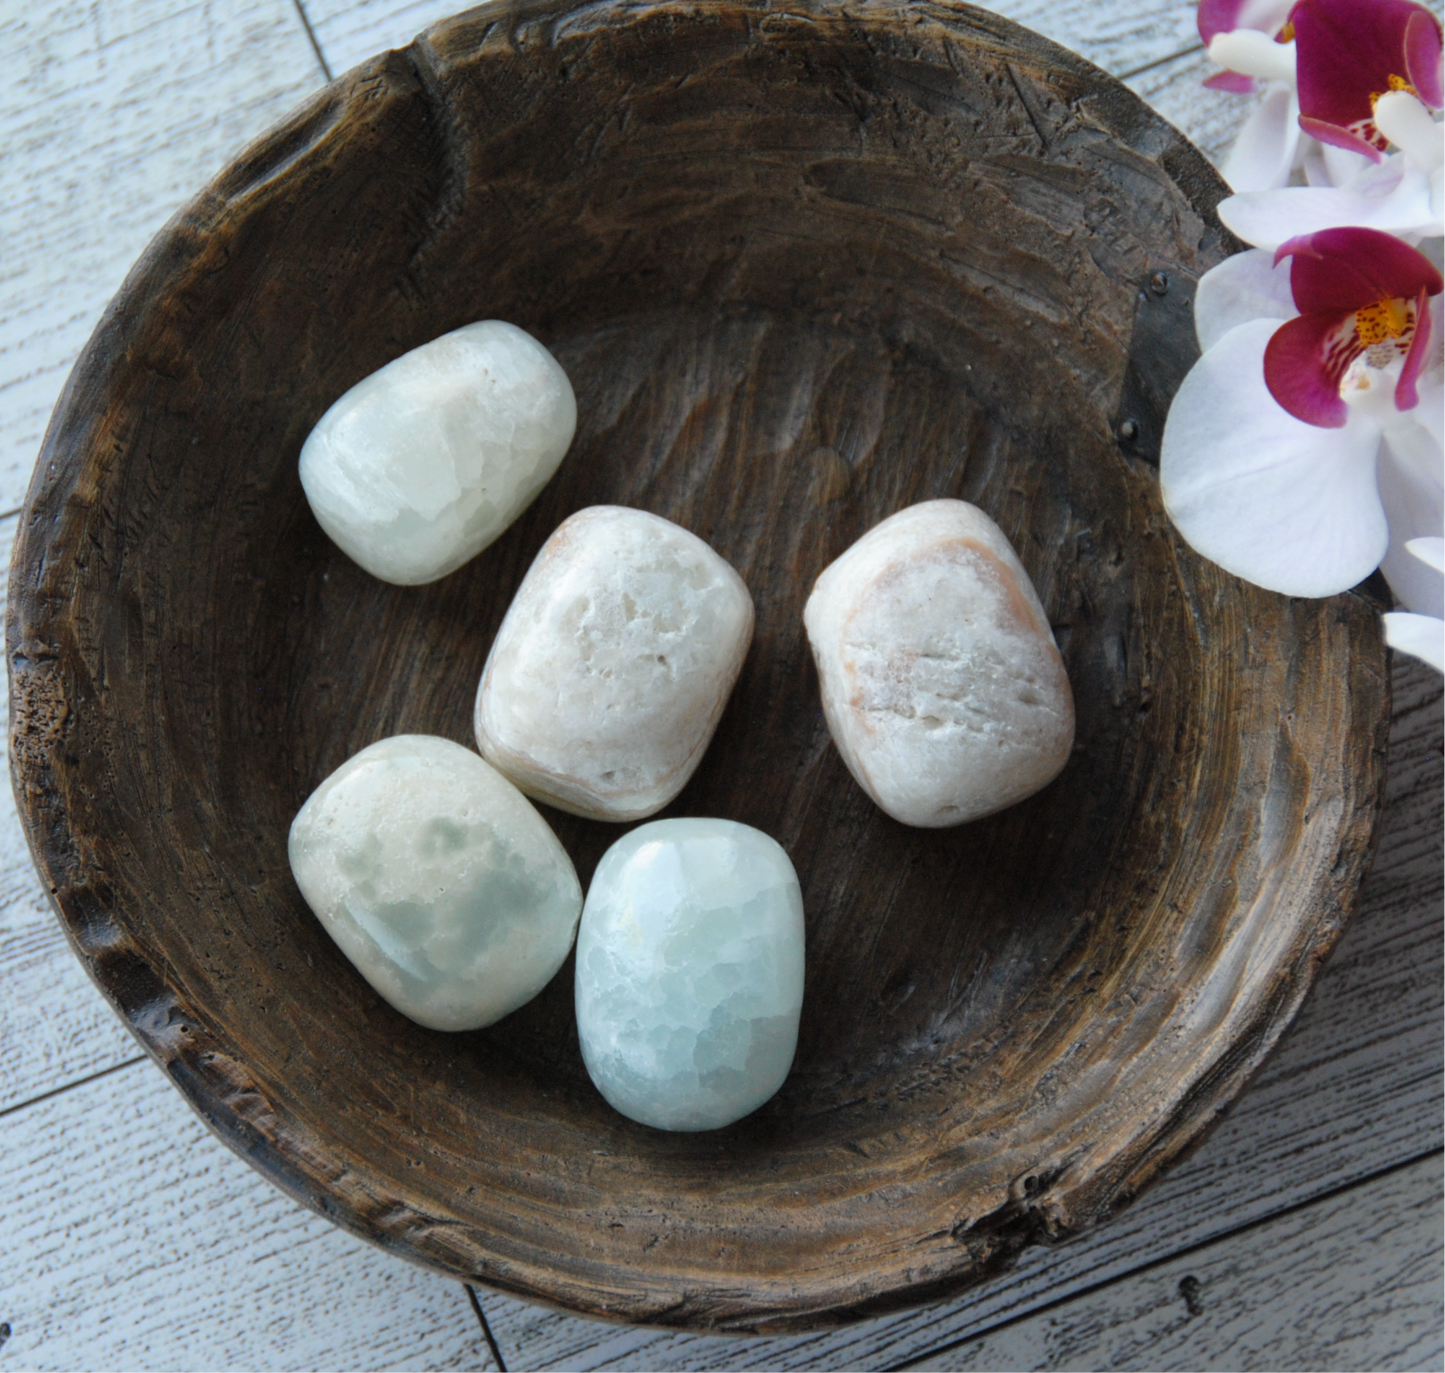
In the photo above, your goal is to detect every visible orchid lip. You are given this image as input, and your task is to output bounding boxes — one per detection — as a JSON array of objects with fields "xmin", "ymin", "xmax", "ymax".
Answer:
[
  {"xmin": 1264, "ymin": 228, "xmax": 1444, "ymax": 428},
  {"xmin": 1291, "ymin": 0, "xmax": 1444, "ymax": 158}
]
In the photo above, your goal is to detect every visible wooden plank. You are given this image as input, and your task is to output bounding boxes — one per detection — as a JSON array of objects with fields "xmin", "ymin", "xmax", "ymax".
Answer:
[
  {"xmin": 0, "ymin": 0, "xmax": 324, "ymax": 517},
  {"xmin": 471, "ymin": 661, "xmax": 1444, "ymax": 1370},
  {"xmin": 909, "ymin": 1155, "xmax": 1445, "ymax": 1373},
  {"xmin": 1128, "ymin": 51, "xmax": 1260, "ymax": 169},
  {"xmin": 301, "ymin": 0, "xmax": 474, "ymax": 74},
  {"xmin": 0, "ymin": 1059, "xmax": 497, "ymax": 1372},
  {"xmin": 300, "ymin": 0, "xmax": 1203, "ymax": 84},
  {"xmin": 981, "ymin": 0, "xmax": 1202, "ymax": 76}
]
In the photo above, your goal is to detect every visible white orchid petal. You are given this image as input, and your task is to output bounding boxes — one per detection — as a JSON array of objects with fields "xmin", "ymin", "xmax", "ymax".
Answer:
[
  {"xmin": 1194, "ymin": 248, "xmax": 1298, "ymax": 351},
  {"xmin": 1383, "ymin": 612, "xmax": 1445, "ymax": 670},
  {"xmin": 1374, "ymin": 91, "xmax": 1444, "ymax": 174},
  {"xmin": 1322, "ymin": 142, "xmax": 1374, "ymax": 187},
  {"xmin": 1407, "ymin": 536, "xmax": 1445, "ymax": 572},
  {"xmin": 1303, "ymin": 140, "xmax": 1375, "ymax": 188},
  {"xmin": 1219, "ymin": 156, "xmax": 1439, "ymax": 249},
  {"xmin": 1161, "ymin": 320, "xmax": 1388, "ymax": 598},
  {"xmin": 1432, "ymin": 165, "xmax": 1445, "ymax": 225},
  {"xmin": 1209, "ymin": 30, "xmax": 1297, "ymax": 83},
  {"xmin": 1222, "ymin": 84, "xmax": 1302, "ymax": 191},
  {"xmin": 1378, "ymin": 422, "xmax": 1445, "ymax": 615}
]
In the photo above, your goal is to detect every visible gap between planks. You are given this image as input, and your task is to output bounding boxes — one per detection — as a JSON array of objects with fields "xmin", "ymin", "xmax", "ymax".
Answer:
[
  {"xmin": 292, "ymin": 0, "xmax": 336, "ymax": 80},
  {"xmin": 892, "ymin": 1147, "xmax": 1445, "ymax": 1372}
]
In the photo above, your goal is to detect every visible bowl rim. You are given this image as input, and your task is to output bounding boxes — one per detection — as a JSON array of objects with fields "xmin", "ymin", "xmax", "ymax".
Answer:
[{"xmin": 6, "ymin": 0, "xmax": 1391, "ymax": 1332}]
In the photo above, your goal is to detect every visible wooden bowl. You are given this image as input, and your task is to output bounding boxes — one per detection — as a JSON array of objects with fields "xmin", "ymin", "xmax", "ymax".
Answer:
[{"xmin": 8, "ymin": 0, "xmax": 1389, "ymax": 1332}]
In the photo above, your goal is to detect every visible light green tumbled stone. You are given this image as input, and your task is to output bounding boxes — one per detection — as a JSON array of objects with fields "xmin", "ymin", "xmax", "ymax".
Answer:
[
  {"xmin": 289, "ymin": 735, "xmax": 582, "ymax": 1031},
  {"xmin": 575, "ymin": 817, "xmax": 805, "ymax": 1131},
  {"xmin": 298, "ymin": 320, "xmax": 576, "ymax": 585}
]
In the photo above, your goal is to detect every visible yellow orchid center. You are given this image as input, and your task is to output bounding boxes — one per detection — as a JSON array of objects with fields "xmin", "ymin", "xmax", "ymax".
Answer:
[
  {"xmin": 1353, "ymin": 296, "xmax": 1416, "ymax": 367},
  {"xmin": 1355, "ymin": 296, "xmax": 1414, "ymax": 343},
  {"xmin": 1370, "ymin": 73, "xmax": 1420, "ymax": 105}
]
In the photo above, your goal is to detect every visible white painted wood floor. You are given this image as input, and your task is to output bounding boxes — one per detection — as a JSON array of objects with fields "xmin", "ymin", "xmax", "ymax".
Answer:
[{"xmin": 1, "ymin": 2, "xmax": 1440, "ymax": 1369}]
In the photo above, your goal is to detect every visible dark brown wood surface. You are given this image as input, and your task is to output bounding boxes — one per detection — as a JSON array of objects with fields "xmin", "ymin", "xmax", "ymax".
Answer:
[{"xmin": 7, "ymin": 0, "xmax": 1390, "ymax": 1332}]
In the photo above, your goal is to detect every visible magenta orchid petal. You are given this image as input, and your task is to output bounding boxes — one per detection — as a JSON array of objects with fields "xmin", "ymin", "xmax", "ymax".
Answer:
[
  {"xmin": 1277, "ymin": 226, "xmax": 1444, "ymax": 314},
  {"xmin": 1200, "ymin": 0, "xmax": 1295, "ymax": 44},
  {"xmin": 1293, "ymin": 0, "xmax": 1442, "ymax": 145},
  {"xmin": 1383, "ymin": 612, "xmax": 1445, "ymax": 669},
  {"xmin": 1161, "ymin": 319, "xmax": 1389, "ymax": 598},
  {"xmin": 1195, "ymin": 249, "xmax": 1298, "ymax": 351},
  {"xmin": 1206, "ymin": 70, "xmax": 1260, "ymax": 93},
  {"xmin": 1264, "ymin": 230, "xmax": 1442, "ymax": 427},
  {"xmin": 1265, "ymin": 311, "xmax": 1354, "ymax": 424},
  {"xmin": 1298, "ymin": 114, "xmax": 1386, "ymax": 161},
  {"xmin": 1404, "ymin": 8, "xmax": 1444, "ymax": 106},
  {"xmin": 1200, "ymin": 0, "xmax": 1253, "ymax": 44},
  {"xmin": 1396, "ymin": 285, "xmax": 1435, "ymax": 409}
]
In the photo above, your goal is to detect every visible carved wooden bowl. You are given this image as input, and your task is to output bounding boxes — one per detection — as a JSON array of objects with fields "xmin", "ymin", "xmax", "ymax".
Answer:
[{"xmin": 9, "ymin": 0, "xmax": 1388, "ymax": 1332}]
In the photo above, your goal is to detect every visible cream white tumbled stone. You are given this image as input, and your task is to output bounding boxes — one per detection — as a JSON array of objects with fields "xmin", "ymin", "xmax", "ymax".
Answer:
[
  {"xmin": 299, "ymin": 320, "xmax": 577, "ymax": 585},
  {"xmin": 288, "ymin": 735, "xmax": 582, "ymax": 1031},
  {"xmin": 575, "ymin": 818, "xmax": 805, "ymax": 1132},
  {"xmin": 804, "ymin": 499, "xmax": 1074, "ymax": 828},
  {"xmin": 475, "ymin": 506, "xmax": 755, "ymax": 821}
]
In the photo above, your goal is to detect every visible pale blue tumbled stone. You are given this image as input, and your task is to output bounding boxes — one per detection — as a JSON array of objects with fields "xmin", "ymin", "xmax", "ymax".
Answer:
[{"xmin": 575, "ymin": 818, "xmax": 805, "ymax": 1131}]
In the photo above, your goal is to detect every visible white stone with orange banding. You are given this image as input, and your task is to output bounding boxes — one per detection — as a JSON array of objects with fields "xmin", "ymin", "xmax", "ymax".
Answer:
[{"xmin": 804, "ymin": 500, "xmax": 1075, "ymax": 828}]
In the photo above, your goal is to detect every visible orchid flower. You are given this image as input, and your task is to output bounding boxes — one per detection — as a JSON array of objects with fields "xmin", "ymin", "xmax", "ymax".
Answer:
[
  {"xmin": 1217, "ymin": 0, "xmax": 1445, "ymax": 244},
  {"xmin": 1201, "ymin": 0, "xmax": 1306, "ymax": 190},
  {"xmin": 1161, "ymin": 228, "xmax": 1444, "ymax": 608},
  {"xmin": 1291, "ymin": 0, "xmax": 1444, "ymax": 159}
]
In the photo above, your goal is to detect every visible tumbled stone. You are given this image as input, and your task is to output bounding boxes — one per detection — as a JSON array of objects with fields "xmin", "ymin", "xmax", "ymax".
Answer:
[
  {"xmin": 288, "ymin": 735, "xmax": 582, "ymax": 1031},
  {"xmin": 574, "ymin": 818, "xmax": 805, "ymax": 1131},
  {"xmin": 475, "ymin": 505, "xmax": 755, "ymax": 821},
  {"xmin": 299, "ymin": 320, "xmax": 576, "ymax": 585},
  {"xmin": 803, "ymin": 499, "xmax": 1074, "ymax": 828}
]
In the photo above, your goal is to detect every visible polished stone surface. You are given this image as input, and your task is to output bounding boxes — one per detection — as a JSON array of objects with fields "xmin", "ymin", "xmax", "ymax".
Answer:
[
  {"xmin": 475, "ymin": 506, "xmax": 754, "ymax": 821},
  {"xmin": 574, "ymin": 818, "xmax": 805, "ymax": 1131},
  {"xmin": 299, "ymin": 320, "xmax": 576, "ymax": 584},
  {"xmin": 289, "ymin": 735, "xmax": 582, "ymax": 1031},
  {"xmin": 804, "ymin": 499, "xmax": 1074, "ymax": 828}
]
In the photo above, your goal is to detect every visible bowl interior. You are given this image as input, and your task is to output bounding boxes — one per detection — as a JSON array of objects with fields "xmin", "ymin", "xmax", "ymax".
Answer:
[{"xmin": 10, "ymin": 0, "xmax": 1387, "ymax": 1330}]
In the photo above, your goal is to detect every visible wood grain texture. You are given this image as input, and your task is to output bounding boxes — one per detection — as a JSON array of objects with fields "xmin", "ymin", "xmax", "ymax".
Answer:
[
  {"xmin": 0, "ymin": 0, "xmax": 323, "ymax": 517},
  {"xmin": 0, "ymin": 511, "xmax": 140, "ymax": 1111},
  {"xmin": 910, "ymin": 1155, "xmax": 1445, "ymax": 1373},
  {"xmin": 0, "ymin": 1059, "xmax": 496, "ymax": 1373},
  {"xmin": 7, "ymin": 0, "xmax": 1391, "ymax": 1331},
  {"xmin": 415, "ymin": 662, "xmax": 1445, "ymax": 1369}
]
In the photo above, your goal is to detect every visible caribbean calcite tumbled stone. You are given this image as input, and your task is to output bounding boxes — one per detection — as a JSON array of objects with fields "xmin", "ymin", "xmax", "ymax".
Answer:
[
  {"xmin": 289, "ymin": 735, "xmax": 582, "ymax": 1031},
  {"xmin": 475, "ymin": 505, "xmax": 755, "ymax": 821},
  {"xmin": 575, "ymin": 818, "xmax": 806, "ymax": 1131},
  {"xmin": 299, "ymin": 320, "xmax": 576, "ymax": 585},
  {"xmin": 804, "ymin": 499, "xmax": 1074, "ymax": 828}
]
